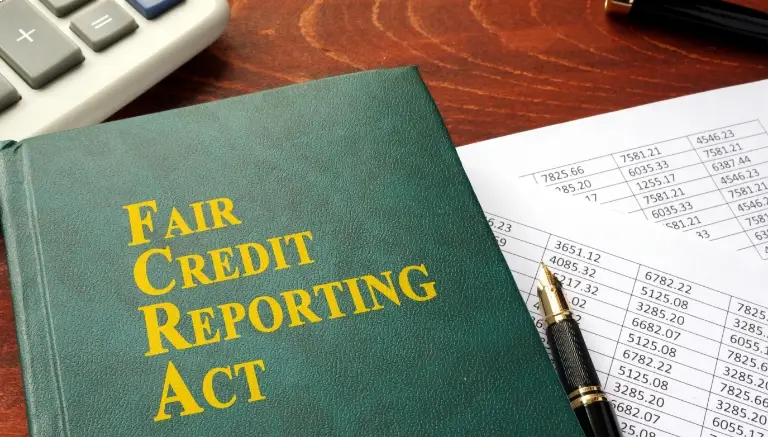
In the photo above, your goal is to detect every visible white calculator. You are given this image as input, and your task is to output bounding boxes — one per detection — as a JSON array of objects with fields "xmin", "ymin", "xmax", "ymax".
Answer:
[{"xmin": 0, "ymin": 0, "xmax": 230, "ymax": 140}]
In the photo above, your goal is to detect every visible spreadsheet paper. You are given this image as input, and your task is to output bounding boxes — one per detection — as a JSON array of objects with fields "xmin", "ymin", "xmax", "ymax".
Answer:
[
  {"xmin": 458, "ymin": 79, "xmax": 768, "ymax": 261},
  {"xmin": 466, "ymin": 170, "xmax": 768, "ymax": 437}
]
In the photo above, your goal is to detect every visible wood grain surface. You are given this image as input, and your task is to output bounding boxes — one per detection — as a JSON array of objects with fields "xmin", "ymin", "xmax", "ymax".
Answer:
[{"xmin": 1, "ymin": 0, "xmax": 767, "ymax": 434}]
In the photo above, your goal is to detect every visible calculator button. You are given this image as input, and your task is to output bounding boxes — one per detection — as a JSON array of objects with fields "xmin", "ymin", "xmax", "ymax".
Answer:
[
  {"xmin": 0, "ymin": 0, "xmax": 85, "ymax": 89},
  {"xmin": 39, "ymin": 0, "xmax": 93, "ymax": 18},
  {"xmin": 126, "ymin": 0, "xmax": 183, "ymax": 19},
  {"xmin": 0, "ymin": 74, "xmax": 21, "ymax": 113},
  {"xmin": 71, "ymin": 1, "xmax": 137, "ymax": 52}
]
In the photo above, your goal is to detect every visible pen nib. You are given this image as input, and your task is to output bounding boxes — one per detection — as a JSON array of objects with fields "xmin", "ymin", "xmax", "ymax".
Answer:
[
  {"xmin": 536, "ymin": 263, "xmax": 559, "ymax": 293},
  {"xmin": 536, "ymin": 263, "xmax": 570, "ymax": 325}
]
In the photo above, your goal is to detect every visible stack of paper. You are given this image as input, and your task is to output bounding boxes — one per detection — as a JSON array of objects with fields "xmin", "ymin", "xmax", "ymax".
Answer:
[{"xmin": 458, "ymin": 80, "xmax": 768, "ymax": 437}]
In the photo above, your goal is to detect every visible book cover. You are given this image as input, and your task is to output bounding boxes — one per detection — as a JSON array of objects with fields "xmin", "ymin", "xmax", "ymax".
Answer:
[{"xmin": 0, "ymin": 67, "xmax": 582, "ymax": 436}]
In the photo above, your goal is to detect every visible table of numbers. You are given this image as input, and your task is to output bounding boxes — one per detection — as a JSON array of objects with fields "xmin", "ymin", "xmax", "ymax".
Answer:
[
  {"xmin": 487, "ymin": 211, "xmax": 768, "ymax": 437},
  {"xmin": 522, "ymin": 121, "xmax": 768, "ymax": 260}
]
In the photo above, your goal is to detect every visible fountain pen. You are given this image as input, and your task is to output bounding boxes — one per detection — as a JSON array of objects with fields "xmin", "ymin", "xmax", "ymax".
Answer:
[
  {"xmin": 536, "ymin": 264, "xmax": 622, "ymax": 437},
  {"xmin": 605, "ymin": 0, "xmax": 768, "ymax": 45}
]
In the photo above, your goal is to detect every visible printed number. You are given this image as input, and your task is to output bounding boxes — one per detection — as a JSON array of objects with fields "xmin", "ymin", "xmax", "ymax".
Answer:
[
  {"xmin": 539, "ymin": 166, "xmax": 584, "ymax": 183},
  {"xmin": 620, "ymin": 421, "xmax": 657, "ymax": 437},
  {"xmin": 487, "ymin": 217, "xmax": 512, "ymax": 233},
  {"xmin": 696, "ymin": 129, "xmax": 735, "ymax": 145},
  {"xmin": 643, "ymin": 271, "xmax": 692, "ymax": 293}
]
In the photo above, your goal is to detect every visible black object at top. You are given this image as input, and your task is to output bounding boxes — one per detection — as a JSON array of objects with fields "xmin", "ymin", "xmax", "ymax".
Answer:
[{"xmin": 613, "ymin": 0, "xmax": 768, "ymax": 44}]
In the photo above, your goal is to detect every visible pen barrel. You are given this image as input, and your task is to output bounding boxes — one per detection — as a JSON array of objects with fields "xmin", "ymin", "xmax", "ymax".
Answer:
[
  {"xmin": 631, "ymin": 0, "xmax": 768, "ymax": 42},
  {"xmin": 546, "ymin": 318, "xmax": 602, "ymax": 393},
  {"xmin": 573, "ymin": 401, "xmax": 623, "ymax": 437}
]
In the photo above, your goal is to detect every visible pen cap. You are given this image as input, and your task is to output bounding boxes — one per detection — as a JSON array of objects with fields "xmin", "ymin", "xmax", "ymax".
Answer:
[
  {"xmin": 546, "ymin": 318, "xmax": 602, "ymax": 394},
  {"xmin": 609, "ymin": 0, "xmax": 768, "ymax": 43}
]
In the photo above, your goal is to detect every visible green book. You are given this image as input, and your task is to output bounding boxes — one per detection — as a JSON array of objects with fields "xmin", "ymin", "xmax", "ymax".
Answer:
[{"xmin": 0, "ymin": 67, "xmax": 582, "ymax": 436}]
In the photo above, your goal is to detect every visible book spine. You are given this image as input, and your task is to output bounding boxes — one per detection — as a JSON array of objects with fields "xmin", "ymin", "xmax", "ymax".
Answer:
[{"xmin": 0, "ymin": 142, "xmax": 68, "ymax": 436}]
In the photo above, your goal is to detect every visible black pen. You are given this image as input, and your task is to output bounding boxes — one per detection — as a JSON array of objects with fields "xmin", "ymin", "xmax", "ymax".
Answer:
[
  {"xmin": 536, "ymin": 263, "xmax": 622, "ymax": 437},
  {"xmin": 605, "ymin": 0, "xmax": 768, "ymax": 45}
]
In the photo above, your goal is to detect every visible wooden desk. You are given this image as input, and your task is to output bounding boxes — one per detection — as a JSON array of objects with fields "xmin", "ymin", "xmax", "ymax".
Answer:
[{"xmin": 0, "ymin": 0, "xmax": 766, "ymax": 434}]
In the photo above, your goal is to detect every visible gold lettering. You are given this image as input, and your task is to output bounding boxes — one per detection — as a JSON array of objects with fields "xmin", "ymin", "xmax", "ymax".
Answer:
[
  {"xmin": 133, "ymin": 246, "xmax": 175, "ymax": 296},
  {"xmin": 399, "ymin": 264, "xmax": 437, "ymax": 302},
  {"xmin": 236, "ymin": 243, "xmax": 270, "ymax": 277},
  {"xmin": 208, "ymin": 247, "xmax": 240, "ymax": 282},
  {"xmin": 189, "ymin": 201, "xmax": 211, "ymax": 233},
  {"xmin": 207, "ymin": 198, "xmax": 242, "ymax": 229},
  {"xmin": 218, "ymin": 303, "xmax": 246, "ymax": 340},
  {"xmin": 123, "ymin": 200, "xmax": 157, "ymax": 246},
  {"xmin": 138, "ymin": 302, "xmax": 193, "ymax": 356},
  {"xmin": 267, "ymin": 237, "xmax": 290, "ymax": 270},
  {"xmin": 177, "ymin": 254, "xmax": 213, "ymax": 289},
  {"xmin": 283, "ymin": 231, "xmax": 315, "ymax": 265},
  {"xmin": 154, "ymin": 361, "xmax": 204, "ymax": 422},
  {"xmin": 188, "ymin": 307, "xmax": 221, "ymax": 347},
  {"xmin": 202, "ymin": 366, "xmax": 236, "ymax": 409},
  {"xmin": 248, "ymin": 296, "xmax": 284, "ymax": 332},
  {"xmin": 164, "ymin": 207, "xmax": 194, "ymax": 240},
  {"xmin": 362, "ymin": 272, "xmax": 399, "ymax": 310},
  {"xmin": 233, "ymin": 360, "xmax": 267, "ymax": 402},
  {"xmin": 281, "ymin": 289, "xmax": 322, "ymax": 327},
  {"xmin": 342, "ymin": 278, "xmax": 371, "ymax": 314},
  {"xmin": 312, "ymin": 282, "xmax": 347, "ymax": 319}
]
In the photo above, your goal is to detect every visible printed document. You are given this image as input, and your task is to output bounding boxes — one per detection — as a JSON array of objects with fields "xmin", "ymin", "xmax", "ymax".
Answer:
[
  {"xmin": 467, "ymin": 168, "xmax": 768, "ymax": 437},
  {"xmin": 458, "ymin": 80, "xmax": 768, "ymax": 261}
]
